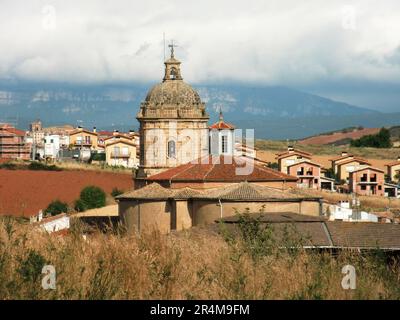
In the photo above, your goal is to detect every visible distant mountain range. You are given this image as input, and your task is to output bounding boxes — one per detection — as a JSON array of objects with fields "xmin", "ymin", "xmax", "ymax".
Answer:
[{"xmin": 0, "ymin": 81, "xmax": 399, "ymax": 140}]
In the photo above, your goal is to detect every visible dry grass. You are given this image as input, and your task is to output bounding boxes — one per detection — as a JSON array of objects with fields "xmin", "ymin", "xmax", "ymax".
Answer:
[{"xmin": 0, "ymin": 217, "xmax": 399, "ymax": 300}]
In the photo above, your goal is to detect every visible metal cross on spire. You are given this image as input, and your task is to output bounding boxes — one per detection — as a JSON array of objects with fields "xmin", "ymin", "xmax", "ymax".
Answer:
[{"xmin": 168, "ymin": 40, "xmax": 178, "ymax": 58}]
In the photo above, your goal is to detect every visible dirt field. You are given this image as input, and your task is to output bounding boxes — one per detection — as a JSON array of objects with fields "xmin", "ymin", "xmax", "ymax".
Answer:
[
  {"xmin": 0, "ymin": 169, "xmax": 133, "ymax": 217},
  {"xmin": 298, "ymin": 128, "xmax": 380, "ymax": 145}
]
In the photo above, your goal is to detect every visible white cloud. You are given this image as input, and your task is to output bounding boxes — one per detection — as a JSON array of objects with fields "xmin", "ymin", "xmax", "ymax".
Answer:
[{"xmin": 0, "ymin": 0, "xmax": 400, "ymax": 87}]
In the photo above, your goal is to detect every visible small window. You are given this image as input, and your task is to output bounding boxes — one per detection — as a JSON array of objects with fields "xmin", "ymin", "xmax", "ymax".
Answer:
[
  {"xmin": 361, "ymin": 185, "xmax": 366, "ymax": 190},
  {"xmin": 168, "ymin": 140, "xmax": 176, "ymax": 158},
  {"xmin": 221, "ymin": 135, "xmax": 228, "ymax": 153},
  {"xmin": 378, "ymin": 185, "xmax": 382, "ymax": 190}
]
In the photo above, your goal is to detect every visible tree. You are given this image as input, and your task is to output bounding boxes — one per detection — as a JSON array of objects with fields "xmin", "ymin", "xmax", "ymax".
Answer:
[
  {"xmin": 44, "ymin": 200, "xmax": 68, "ymax": 216},
  {"xmin": 75, "ymin": 186, "xmax": 106, "ymax": 211},
  {"xmin": 111, "ymin": 188, "xmax": 124, "ymax": 198},
  {"xmin": 350, "ymin": 128, "xmax": 392, "ymax": 148}
]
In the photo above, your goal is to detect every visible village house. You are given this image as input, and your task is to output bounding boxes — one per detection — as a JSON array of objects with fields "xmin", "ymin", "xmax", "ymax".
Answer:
[
  {"xmin": 0, "ymin": 124, "xmax": 31, "ymax": 160},
  {"xmin": 276, "ymin": 147, "xmax": 313, "ymax": 174},
  {"xmin": 69, "ymin": 127, "xmax": 99, "ymax": 150},
  {"xmin": 329, "ymin": 151, "xmax": 371, "ymax": 181},
  {"xmin": 105, "ymin": 138, "xmax": 139, "ymax": 168},
  {"xmin": 287, "ymin": 160, "xmax": 321, "ymax": 190},
  {"xmin": 386, "ymin": 156, "xmax": 400, "ymax": 183},
  {"xmin": 349, "ymin": 166, "xmax": 385, "ymax": 196}
]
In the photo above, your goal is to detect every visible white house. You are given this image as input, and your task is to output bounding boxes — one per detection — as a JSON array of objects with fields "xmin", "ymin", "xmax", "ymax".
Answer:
[
  {"xmin": 30, "ymin": 211, "xmax": 70, "ymax": 234},
  {"xmin": 44, "ymin": 134, "xmax": 61, "ymax": 159},
  {"xmin": 328, "ymin": 201, "xmax": 378, "ymax": 223}
]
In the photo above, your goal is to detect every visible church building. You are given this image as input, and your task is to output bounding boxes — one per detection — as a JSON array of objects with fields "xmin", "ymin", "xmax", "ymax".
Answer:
[{"xmin": 136, "ymin": 46, "xmax": 209, "ymax": 177}]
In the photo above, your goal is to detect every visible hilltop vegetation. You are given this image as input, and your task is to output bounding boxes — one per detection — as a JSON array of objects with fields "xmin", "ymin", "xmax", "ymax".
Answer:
[{"xmin": 350, "ymin": 128, "xmax": 392, "ymax": 148}]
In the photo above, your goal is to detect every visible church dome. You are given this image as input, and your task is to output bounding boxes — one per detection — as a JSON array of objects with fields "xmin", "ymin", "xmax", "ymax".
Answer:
[
  {"xmin": 144, "ymin": 80, "xmax": 202, "ymax": 106},
  {"xmin": 137, "ymin": 47, "xmax": 209, "ymax": 119}
]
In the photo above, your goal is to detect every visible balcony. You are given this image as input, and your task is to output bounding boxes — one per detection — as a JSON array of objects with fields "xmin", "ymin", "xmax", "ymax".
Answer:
[{"xmin": 74, "ymin": 141, "xmax": 92, "ymax": 147}]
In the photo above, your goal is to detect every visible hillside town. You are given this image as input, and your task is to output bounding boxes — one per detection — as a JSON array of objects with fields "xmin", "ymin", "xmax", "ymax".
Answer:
[{"xmin": 1, "ymin": 49, "xmax": 400, "ymax": 241}]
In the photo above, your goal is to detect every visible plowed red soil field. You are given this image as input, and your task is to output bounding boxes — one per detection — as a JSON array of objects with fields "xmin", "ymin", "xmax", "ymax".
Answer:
[
  {"xmin": 0, "ymin": 169, "xmax": 133, "ymax": 217},
  {"xmin": 299, "ymin": 128, "xmax": 380, "ymax": 145}
]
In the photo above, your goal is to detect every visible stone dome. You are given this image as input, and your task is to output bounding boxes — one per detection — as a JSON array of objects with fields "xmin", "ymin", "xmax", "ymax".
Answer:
[{"xmin": 144, "ymin": 80, "xmax": 202, "ymax": 107}]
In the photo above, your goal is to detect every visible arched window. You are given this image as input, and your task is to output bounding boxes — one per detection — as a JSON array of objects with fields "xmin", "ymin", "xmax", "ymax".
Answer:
[
  {"xmin": 170, "ymin": 67, "xmax": 177, "ymax": 80},
  {"xmin": 167, "ymin": 140, "xmax": 176, "ymax": 158}
]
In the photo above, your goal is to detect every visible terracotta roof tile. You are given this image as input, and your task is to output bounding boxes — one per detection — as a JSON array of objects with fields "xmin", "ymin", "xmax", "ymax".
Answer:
[
  {"xmin": 386, "ymin": 160, "xmax": 400, "ymax": 167},
  {"xmin": 209, "ymin": 120, "xmax": 235, "ymax": 130},
  {"xmin": 147, "ymin": 156, "xmax": 298, "ymax": 182},
  {"xmin": 192, "ymin": 182, "xmax": 320, "ymax": 201}
]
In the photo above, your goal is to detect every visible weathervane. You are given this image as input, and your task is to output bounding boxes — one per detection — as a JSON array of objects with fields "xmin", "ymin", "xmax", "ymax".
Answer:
[{"xmin": 168, "ymin": 40, "xmax": 178, "ymax": 58}]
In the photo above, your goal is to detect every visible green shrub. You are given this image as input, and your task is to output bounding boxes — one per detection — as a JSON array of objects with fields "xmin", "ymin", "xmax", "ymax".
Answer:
[
  {"xmin": 74, "ymin": 199, "xmax": 88, "ymax": 212},
  {"xmin": 44, "ymin": 200, "xmax": 68, "ymax": 216},
  {"xmin": 76, "ymin": 186, "xmax": 106, "ymax": 211},
  {"xmin": 28, "ymin": 161, "xmax": 62, "ymax": 171},
  {"xmin": 0, "ymin": 162, "xmax": 17, "ymax": 170},
  {"xmin": 350, "ymin": 128, "xmax": 392, "ymax": 148},
  {"xmin": 111, "ymin": 188, "xmax": 124, "ymax": 198}
]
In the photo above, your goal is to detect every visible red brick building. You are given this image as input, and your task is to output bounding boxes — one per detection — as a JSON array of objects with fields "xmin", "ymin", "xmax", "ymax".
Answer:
[
  {"xmin": 287, "ymin": 160, "xmax": 321, "ymax": 190},
  {"xmin": 0, "ymin": 124, "xmax": 30, "ymax": 160},
  {"xmin": 349, "ymin": 166, "xmax": 385, "ymax": 196}
]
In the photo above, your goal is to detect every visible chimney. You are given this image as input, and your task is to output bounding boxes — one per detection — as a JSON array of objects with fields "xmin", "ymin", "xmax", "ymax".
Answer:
[
  {"xmin": 77, "ymin": 125, "xmax": 82, "ymax": 129},
  {"xmin": 397, "ymin": 155, "xmax": 400, "ymax": 162},
  {"xmin": 129, "ymin": 130, "xmax": 134, "ymax": 134},
  {"xmin": 287, "ymin": 145, "xmax": 294, "ymax": 152},
  {"xmin": 113, "ymin": 130, "xmax": 119, "ymax": 136},
  {"xmin": 341, "ymin": 151, "xmax": 348, "ymax": 157},
  {"xmin": 93, "ymin": 127, "xmax": 97, "ymax": 133}
]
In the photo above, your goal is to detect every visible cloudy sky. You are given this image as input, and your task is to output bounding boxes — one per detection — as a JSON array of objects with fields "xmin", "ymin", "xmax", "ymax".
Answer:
[{"xmin": 1, "ymin": 0, "xmax": 400, "ymax": 111}]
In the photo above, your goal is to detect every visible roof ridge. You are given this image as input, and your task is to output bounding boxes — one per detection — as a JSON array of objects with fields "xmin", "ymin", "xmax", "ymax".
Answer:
[{"xmin": 172, "ymin": 161, "xmax": 198, "ymax": 180}]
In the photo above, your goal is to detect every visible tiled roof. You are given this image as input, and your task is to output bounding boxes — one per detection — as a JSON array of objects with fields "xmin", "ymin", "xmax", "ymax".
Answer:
[
  {"xmin": 209, "ymin": 120, "xmax": 235, "ymax": 130},
  {"xmin": 327, "ymin": 221, "xmax": 400, "ymax": 249},
  {"xmin": 117, "ymin": 182, "xmax": 320, "ymax": 201},
  {"xmin": 386, "ymin": 160, "xmax": 400, "ymax": 167},
  {"xmin": 192, "ymin": 182, "xmax": 318, "ymax": 200},
  {"xmin": 336, "ymin": 157, "xmax": 371, "ymax": 166},
  {"xmin": 105, "ymin": 139, "xmax": 136, "ymax": 147},
  {"xmin": 328, "ymin": 154, "xmax": 354, "ymax": 162},
  {"xmin": 350, "ymin": 166, "xmax": 384, "ymax": 174},
  {"xmin": 216, "ymin": 213, "xmax": 400, "ymax": 250},
  {"xmin": 286, "ymin": 160, "xmax": 321, "ymax": 168},
  {"xmin": 69, "ymin": 128, "xmax": 98, "ymax": 136},
  {"xmin": 146, "ymin": 155, "xmax": 298, "ymax": 182},
  {"xmin": 275, "ymin": 150, "xmax": 312, "ymax": 160},
  {"xmin": 0, "ymin": 125, "xmax": 26, "ymax": 136},
  {"xmin": 117, "ymin": 183, "xmax": 174, "ymax": 200}
]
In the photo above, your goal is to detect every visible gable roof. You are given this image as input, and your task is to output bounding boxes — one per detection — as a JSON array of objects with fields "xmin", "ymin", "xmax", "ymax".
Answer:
[
  {"xmin": 69, "ymin": 128, "xmax": 98, "ymax": 136},
  {"xmin": 275, "ymin": 149, "xmax": 312, "ymax": 160},
  {"xmin": 209, "ymin": 120, "xmax": 235, "ymax": 130},
  {"xmin": 146, "ymin": 155, "xmax": 298, "ymax": 182},
  {"xmin": 350, "ymin": 166, "xmax": 384, "ymax": 174},
  {"xmin": 329, "ymin": 154, "xmax": 354, "ymax": 162},
  {"xmin": 336, "ymin": 157, "xmax": 371, "ymax": 166},
  {"xmin": 105, "ymin": 139, "xmax": 136, "ymax": 147},
  {"xmin": 286, "ymin": 160, "xmax": 321, "ymax": 168}
]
